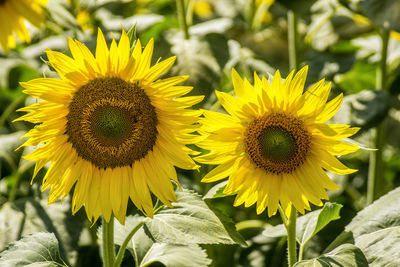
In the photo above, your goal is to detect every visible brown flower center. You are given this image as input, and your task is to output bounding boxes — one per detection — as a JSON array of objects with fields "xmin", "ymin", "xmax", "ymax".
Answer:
[
  {"xmin": 66, "ymin": 77, "xmax": 158, "ymax": 169},
  {"xmin": 245, "ymin": 113, "xmax": 311, "ymax": 174}
]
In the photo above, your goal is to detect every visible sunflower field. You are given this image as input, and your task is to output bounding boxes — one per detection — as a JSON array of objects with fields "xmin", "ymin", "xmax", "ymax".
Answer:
[{"xmin": 1, "ymin": 0, "xmax": 400, "ymax": 266}]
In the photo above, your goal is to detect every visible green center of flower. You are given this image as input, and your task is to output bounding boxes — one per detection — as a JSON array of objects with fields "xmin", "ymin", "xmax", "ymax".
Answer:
[
  {"xmin": 66, "ymin": 77, "xmax": 158, "ymax": 169},
  {"xmin": 245, "ymin": 113, "xmax": 311, "ymax": 174},
  {"xmin": 258, "ymin": 127, "xmax": 297, "ymax": 163},
  {"xmin": 92, "ymin": 106, "xmax": 132, "ymax": 141}
]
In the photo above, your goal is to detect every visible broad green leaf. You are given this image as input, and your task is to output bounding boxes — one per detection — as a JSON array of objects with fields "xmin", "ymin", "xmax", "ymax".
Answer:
[
  {"xmin": 263, "ymin": 203, "xmax": 342, "ymax": 248},
  {"xmin": 46, "ymin": 0, "xmax": 78, "ymax": 30},
  {"xmin": 351, "ymin": 35, "xmax": 400, "ymax": 71},
  {"xmin": 330, "ymin": 90, "xmax": 389, "ymax": 130},
  {"xmin": 0, "ymin": 131, "xmax": 24, "ymax": 171},
  {"xmin": 0, "ymin": 197, "xmax": 83, "ymax": 266},
  {"xmin": 355, "ymin": 226, "xmax": 400, "ymax": 266},
  {"xmin": 327, "ymin": 187, "xmax": 400, "ymax": 252},
  {"xmin": 0, "ymin": 232, "xmax": 67, "ymax": 267},
  {"xmin": 144, "ymin": 189, "xmax": 246, "ymax": 246},
  {"xmin": 0, "ymin": 203, "xmax": 24, "ymax": 251},
  {"xmin": 276, "ymin": 0, "xmax": 316, "ymax": 16},
  {"xmin": 334, "ymin": 60, "xmax": 377, "ymax": 93},
  {"xmin": 305, "ymin": 0, "xmax": 339, "ymax": 51},
  {"xmin": 110, "ymin": 215, "xmax": 211, "ymax": 267},
  {"xmin": 360, "ymin": 0, "xmax": 400, "ymax": 32},
  {"xmin": 203, "ymin": 181, "xmax": 232, "ymax": 199},
  {"xmin": 294, "ymin": 244, "xmax": 368, "ymax": 267},
  {"xmin": 168, "ymin": 33, "xmax": 221, "ymax": 99},
  {"xmin": 340, "ymin": 187, "xmax": 400, "ymax": 238},
  {"xmin": 297, "ymin": 202, "xmax": 342, "ymax": 247},
  {"xmin": 140, "ymin": 243, "xmax": 211, "ymax": 267},
  {"xmin": 139, "ymin": 16, "xmax": 179, "ymax": 44}
]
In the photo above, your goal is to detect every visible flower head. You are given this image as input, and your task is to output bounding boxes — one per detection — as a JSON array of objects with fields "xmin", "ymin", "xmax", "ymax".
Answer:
[
  {"xmin": 0, "ymin": 0, "xmax": 47, "ymax": 52},
  {"xmin": 16, "ymin": 28, "xmax": 202, "ymax": 224},
  {"xmin": 196, "ymin": 67, "xmax": 359, "ymax": 216}
]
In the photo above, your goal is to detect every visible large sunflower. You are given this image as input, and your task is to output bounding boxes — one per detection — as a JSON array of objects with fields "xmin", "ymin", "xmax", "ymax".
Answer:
[
  {"xmin": 196, "ymin": 67, "xmax": 359, "ymax": 216},
  {"xmin": 0, "ymin": 0, "xmax": 47, "ymax": 52},
  {"xmin": 16, "ymin": 29, "xmax": 202, "ymax": 224}
]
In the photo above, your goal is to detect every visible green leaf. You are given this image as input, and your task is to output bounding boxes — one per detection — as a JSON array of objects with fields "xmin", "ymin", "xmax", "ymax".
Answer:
[
  {"xmin": 334, "ymin": 60, "xmax": 377, "ymax": 93},
  {"xmin": 355, "ymin": 226, "xmax": 400, "ymax": 266},
  {"xmin": 263, "ymin": 203, "xmax": 342, "ymax": 248},
  {"xmin": 0, "ymin": 232, "xmax": 67, "ymax": 267},
  {"xmin": 330, "ymin": 187, "xmax": 400, "ymax": 246},
  {"xmin": 144, "ymin": 189, "xmax": 246, "ymax": 246},
  {"xmin": 46, "ymin": 0, "xmax": 78, "ymax": 30},
  {"xmin": 360, "ymin": 0, "xmax": 400, "ymax": 32},
  {"xmin": 346, "ymin": 186, "xmax": 400, "ymax": 236},
  {"xmin": 111, "ymin": 215, "xmax": 211, "ymax": 267},
  {"xmin": 297, "ymin": 202, "xmax": 342, "ymax": 247},
  {"xmin": 304, "ymin": 0, "xmax": 339, "ymax": 51},
  {"xmin": 0, "ymin": 198, "xmax": 84, "ymax": 266},
  {"xmin": 276, "ymin": 0, "xmax": 316, "ymax": 16},
  {"xmin": 202, "ymin": 181, "xmax": 233, "ymax": 199},
  {"xmin": 140, "ymin": 243, "xmax": 211, "ymax": 267},
  {"xmin": 169, "ymin": 34, "xmax": 221, "ymax": 100},
  {"xmin": 294, "ymin": 244, "xmax": 368, "ymax": 267},
  {"xmin": 330, "ymin": 90, "xmax": 389, "ymax": 130},
  {"xmin": 127, "ymin": 25, "xmax": 137, "ymax": 55}
]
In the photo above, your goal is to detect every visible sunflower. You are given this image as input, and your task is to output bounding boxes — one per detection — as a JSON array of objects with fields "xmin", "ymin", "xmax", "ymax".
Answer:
[
  {"xmin": 16, "ymin": 28, "xmax": 202, "ymax": 224},
  {"xmin": 0, "ymin": 0, "xmax": 47, "ymax": 52},
  {"xmin": 196, "ymin": 67, "xmax": 359, "ymax": 216}
]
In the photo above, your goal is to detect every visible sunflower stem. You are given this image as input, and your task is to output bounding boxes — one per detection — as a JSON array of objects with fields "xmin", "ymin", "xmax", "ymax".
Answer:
[
  {"xmin": 367, "ymin": 28, "xmax": 389, "ymax": 204},
  {"xmin": 278, "ymin": 204, "xmax": 289, "ymax": 228},
  {"xmin": 287, "ymin": 206, "xmax": 297, "ymax": 267},
  {"xmin": 287, "ymin": 10, "xmax": 298, "ymax": 71},
  {"xmin": 114, "ymin": 220, "xmax": 145, "ymax": 267},
  {"xmin": 102, "ymin": 215, "xmax": 115, "ymax": 267},
  {"xmin": 176, "ymin": 0, "xmax": 190, "ymax": 40},
  {"xmin": 248, "ymin": 0, "xmax": 257, "ymax": 31}
]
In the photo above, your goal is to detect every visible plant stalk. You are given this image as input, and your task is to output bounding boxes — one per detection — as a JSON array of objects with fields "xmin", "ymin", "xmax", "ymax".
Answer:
[
  {"xmin": 367, "ymin": 28, "xmax": 390, "ymax": 204},
  {"xmin": 102, "ymin": 215, "xmax": 115, "ymax": 267},
  {"xmin": 176, "ymin": 0, "xmax": 190, "ymax": 39},
  {"xmin": 288, "ymin": 10, "xmax": 298, "ymax": 71},
  {"xmin": 114, "ymin": 220, "xmax": 145, "ymax": 267},
  {"xmin": 248, "ymin": 0, "xmax": 257, "ymax": 31},
  {"xmin": 287, "ymin": 206, "xmax": 297, "ymax": 266}
]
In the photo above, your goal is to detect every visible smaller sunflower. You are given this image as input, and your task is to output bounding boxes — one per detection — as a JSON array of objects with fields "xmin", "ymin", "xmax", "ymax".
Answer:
[
  {"xmin": 0, "ymin": 0, "xmax": 47, "ymax": 52},
  {"xmin": 196, "ymin": 67, "xmax": 359, "ymax": 217}
]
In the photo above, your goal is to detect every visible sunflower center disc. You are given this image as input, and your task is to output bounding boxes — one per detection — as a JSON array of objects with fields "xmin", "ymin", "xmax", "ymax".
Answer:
[
  {"xmin": 245, "ymin": 113, "xmax": 311, "ymax": 174},
  {"xmin": 259, "ymin": 127, "xmax": 296, "ymax": 163},
  {"xmin": 92, "ymin": 106, "xmax": 131, "ymax": 141},
  {"xmin": 66, "ymin": 77, "xmax": 158, "ymax": 169}
]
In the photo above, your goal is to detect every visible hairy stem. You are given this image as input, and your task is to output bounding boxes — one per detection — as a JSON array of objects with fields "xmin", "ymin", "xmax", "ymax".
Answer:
[
  {"xmin": 102, "ymin": 215, "xmax": 115, "ymax": 267},
  {"xmin": 367, "ymin": 28, "xmax": 390, "ymax": 204},
  {"xmin": 176, "ymin": 0, "xmax": 190, "ymax": 39}
]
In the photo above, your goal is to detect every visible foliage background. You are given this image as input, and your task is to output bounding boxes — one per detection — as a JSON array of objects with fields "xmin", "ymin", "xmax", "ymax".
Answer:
[{"xmin": 1, "ymin": 0, "xmax": 400, "ymax": 266}]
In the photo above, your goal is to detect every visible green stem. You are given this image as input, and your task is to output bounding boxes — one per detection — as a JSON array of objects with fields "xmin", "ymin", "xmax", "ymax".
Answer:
[
  {"xmin": 8, "ymin": 172, "xmax": 22, "ymax": 202},
  {"xmin": 287, "ymin": 10, "xmax": 298, "ymax": 71},
  {"xmin": 0, "ymin": 95, "xmax": 26, "ymax": 130},
  {"xmin": 114, "ymin": 220, "xmax": 145, "ymax": 267},
  {"xmin": 278, "ymin": 204, "xmax": 289, "ymax": 228},
  {"xmin": 298, "ymin": 244, "xmax": 304, "ymax": 262},
  {"xmin": 248, "ymin": 0, "xmax": 257, "ymax": 31},
  {"xmin": 176, "ymin": 0, "xmax": 190, "ymax": 40},
  {"xmin": 287, "ymin": 206, "xmax": 297, "ymax": 267},
  {"xmin": 367, "ymin": 28, "xmax": 390, "ymax": 204},
  {"xmin": 102, "ymin": 215, "xmax": 115, "ymax": 267}
]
